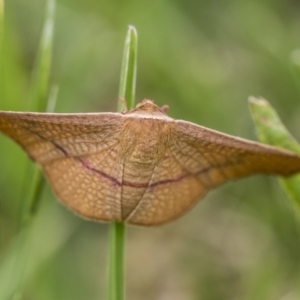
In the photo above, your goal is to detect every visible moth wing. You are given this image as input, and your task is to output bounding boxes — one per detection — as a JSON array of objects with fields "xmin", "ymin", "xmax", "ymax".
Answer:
[
  {"xmin": 119, "ymin": 119, "xmax": 300, "ymax": 226},
  {"xmin": 174, "ymin": 119, "xmax": 300, "ymax": 186},
  {"xmin": 129, "ymin": 119, "xmax": 300, "ymax": 225},
  {"xmin": 43, "ymin": 150, "xmax": 124, "ymax": 222},
  {"xmin": 0, "ymin": 111, "xmax": 124, "ymax": 164},
  {"xmin": 0, "ymin": 111, "xmax": 125, "ymax": 221},
  {"xmin": 125, "ymin": 148, "xmax": 206, "ymax": 226}
]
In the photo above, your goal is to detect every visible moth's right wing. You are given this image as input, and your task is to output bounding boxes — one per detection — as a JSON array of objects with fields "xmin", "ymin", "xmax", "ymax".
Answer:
[
  {"xmin": 0, "ymin": 111, "xmax": 124, "ymax": 164},
  {"xmin": 174, "ymin": 119, "xmax": 300, "ymax": 187}
]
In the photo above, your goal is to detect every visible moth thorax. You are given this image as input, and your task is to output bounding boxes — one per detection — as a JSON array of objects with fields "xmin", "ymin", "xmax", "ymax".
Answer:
[{"xmin": 122, "ymin": 119, "xmax": 171, "ymax": 165}]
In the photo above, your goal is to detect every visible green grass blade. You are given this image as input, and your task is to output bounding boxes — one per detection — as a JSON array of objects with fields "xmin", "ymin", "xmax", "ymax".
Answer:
[
  {"xmin": 29, "ymin": 0, "xmax": 55, "ymax": 112},
  {"xmin": 26, "ymin": 85, "xmax": 58, "ymax": 220},
  {"xmin": 249, "ymin": 96, "xmax": 300, "ymax": 215},
  {"xmin": 117, "ymin": 25, "xmax": 138, "ymax": 111},
  {"xmin": 290, "ymin": 49, "xmax": 300, "ymax": 96},
  {"xmin": 21, "ymin": 0, "xmax": 56, "ymax": 224},
  {"xmin": 108, "ymin": 25, "xmax": 138, "ymax": 300},
  {"xmin": 108, "ymin": 222, "xmax": 126, "ymax": 300},
  {"xmin": 0, "ymin": 203, "xmax": 77, "ymax": 300},
  {"xmin": 6, "ymin": 1, "xmax": 57, "ymax": 297},
  {"xmin": 10, "ymin": 86, "xmax": 58, "ymax": 299},
  {"xmin": 0, "ymin": 0, "xmax": 4, "ymax": 104}
]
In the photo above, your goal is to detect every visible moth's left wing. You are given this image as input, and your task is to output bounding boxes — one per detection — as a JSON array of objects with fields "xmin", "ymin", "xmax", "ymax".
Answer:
[{"xmin": 174, "ymin": 119, "xmax": 300, "ymax": 188}]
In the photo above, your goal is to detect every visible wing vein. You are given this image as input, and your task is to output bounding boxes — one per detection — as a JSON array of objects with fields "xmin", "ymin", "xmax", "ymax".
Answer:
[{"xmin": 125, "ymin": 162, "xmax": 157, "ymax": 222}]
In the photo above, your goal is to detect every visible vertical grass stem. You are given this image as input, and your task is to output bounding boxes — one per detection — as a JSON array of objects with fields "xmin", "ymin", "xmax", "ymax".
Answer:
[{"xmin": 108, "ymin": 25, "xmax": 138, "ymax": 300}]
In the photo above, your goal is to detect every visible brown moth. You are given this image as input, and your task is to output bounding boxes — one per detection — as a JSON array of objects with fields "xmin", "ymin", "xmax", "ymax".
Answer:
[{"xmin": 1, "ymin": 99, "xmax": 300, "ymax": 226}]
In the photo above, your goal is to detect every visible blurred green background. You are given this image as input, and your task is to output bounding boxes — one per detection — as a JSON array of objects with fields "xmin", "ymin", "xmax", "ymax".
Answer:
[{"xmin": 1, "ymin": 0, "xmax": 300, "ymax": 299}]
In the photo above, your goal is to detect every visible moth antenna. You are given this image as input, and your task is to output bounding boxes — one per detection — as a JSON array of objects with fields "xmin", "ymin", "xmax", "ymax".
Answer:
[{"xmin": 160, "ymin": 105, "xmax": 169, "ymax": 113}]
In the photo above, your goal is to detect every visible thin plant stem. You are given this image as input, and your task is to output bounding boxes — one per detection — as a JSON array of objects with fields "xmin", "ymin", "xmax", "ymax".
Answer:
[
  {"xmin": 108, "ymin": 222, "xmax": 126, "ymax": 300},
  {"xmin": 9, "ymin": 1, "xmax": 57, "ymax": 298},
  {"xmin": 107, "ymin": 25, "xmax": 138, "ymax": 300},
  {"xmin": 27, "ymin": 85, "xmax": 58, "ymax": 220},
  {"xmin": 30, "ymin": 0, "xmax": 55, "ymax": 112},
  {"xmin": 0, "ymin": 0, "xmax": 4, "ymax": 106},
  {"xmin": 249, "ymin": 96, "xmax": 300, "ymax": 215},
  {"xmin": 14, "ymin": 0, "xmax": 56, "ymax": 229},
  {"xmin": 118, "ymin": 25, "xmax": 138, "ymax": 111}
]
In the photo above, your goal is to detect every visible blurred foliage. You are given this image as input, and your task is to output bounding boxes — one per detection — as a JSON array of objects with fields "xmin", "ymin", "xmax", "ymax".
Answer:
[
  {"xmin": 1, "ymin": 0, "xmax": 300, "ymax": 299},
  {"xmin": 250, "ymin": 97, "xmax": 300, "ymax": 218}
]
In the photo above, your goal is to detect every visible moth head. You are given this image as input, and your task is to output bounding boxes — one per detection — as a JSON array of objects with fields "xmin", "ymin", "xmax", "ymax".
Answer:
[{"xmin": 130, "ymin": 99, "xmax": 169, "ymax": 115}]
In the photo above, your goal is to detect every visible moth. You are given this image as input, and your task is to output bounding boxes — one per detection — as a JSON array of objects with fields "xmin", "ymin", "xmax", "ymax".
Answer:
[{"xmin": 0, "ymin": 99, "xmax": 300, "ymax": 226}]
